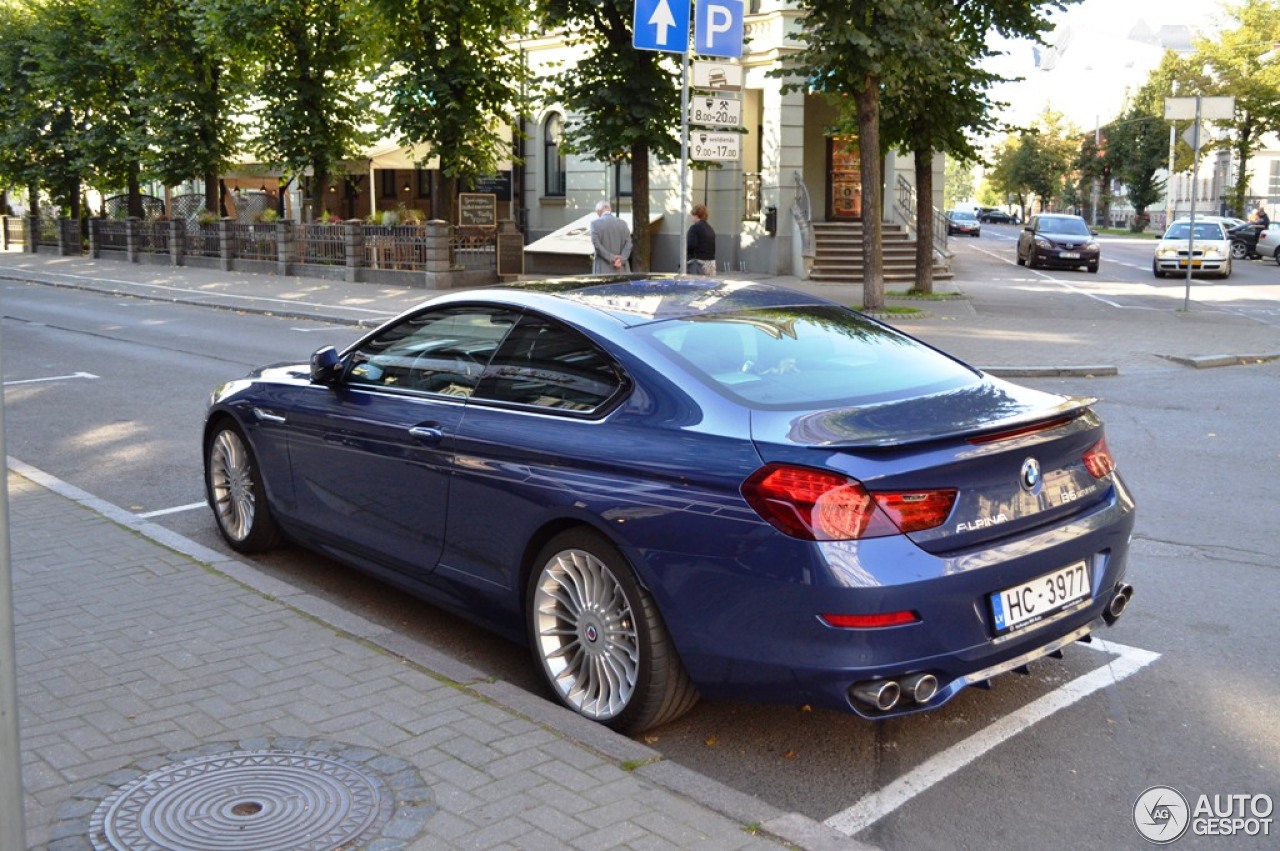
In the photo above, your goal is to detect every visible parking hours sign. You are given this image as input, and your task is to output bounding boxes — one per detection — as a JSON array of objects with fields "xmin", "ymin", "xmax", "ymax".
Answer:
[
  {"xmin": 690, "ymin": 131, "xmax": 740, "ymax": 161},
  {"xmin": 689, "ymin": 95, "xmax": 742, "ymax": 129}
]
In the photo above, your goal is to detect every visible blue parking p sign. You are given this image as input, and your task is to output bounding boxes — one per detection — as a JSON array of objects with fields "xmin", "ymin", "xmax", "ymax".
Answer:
[
  {"xmin": 633, "ymin": 0, "xmax": 690, "ymax": 53},
  {"xmin": 694, "ymin": 0, "xmax": 744, "ymax": 58}
]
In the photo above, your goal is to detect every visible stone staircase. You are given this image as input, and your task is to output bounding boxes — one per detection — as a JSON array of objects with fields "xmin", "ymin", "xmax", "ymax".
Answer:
[{"xmin": 809, "ymin": 221, "xmax": 952, "ymax": 285}]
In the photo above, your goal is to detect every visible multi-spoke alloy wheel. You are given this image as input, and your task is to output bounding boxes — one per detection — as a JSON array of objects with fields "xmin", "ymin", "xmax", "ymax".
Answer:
[
  {"xmin": 528, "ymin": 530, "xmax": 697, "ymax": 732},
  {"xmin": 206, "ymin": 422, "xmax": 280, "ymax": 553},
  {"xmin": 532, "ymin": 547, "xmax": 639, "ymax": 721}
]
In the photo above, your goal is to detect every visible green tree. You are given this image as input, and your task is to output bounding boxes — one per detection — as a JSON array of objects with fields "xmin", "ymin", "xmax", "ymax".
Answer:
[
  {"xmin": 535, "ymin": 0, "xmax": 681, "ymax": 272},
  {"xmin": 1104, "ymin": 109, "xmax": 1168, "ymax": 228},
  {"xmin": 783, "ymin": 0, "xmax": 929, "ymax": 308},
  {"xmin": 784, "ymin": 0, "xmax": 1069, "ymax": 306},
  {"xmin": 1191, "ymin": 0, "xmax": 1280, "ymax": 215},
  {"xmin": 0, "ymin": 2, "xmax": 43, "ymax": 213},
  {"xmin": 209, "ymin": 0, "xmax": 375, "ymax": 220},
  {"xmin": 944, "ymin": 157, "xmax": 976, "ymax": 209},
  {"xmin": 369, "ymin": 0, "xmax": 529, "ymax": 224},
  {"xmin": 882, "ymin": 1, "xmax": 1064, "ymax": 294},
  {"xmin": 113, "ymin": 0, "xmax": 246, "ymax": 214}
]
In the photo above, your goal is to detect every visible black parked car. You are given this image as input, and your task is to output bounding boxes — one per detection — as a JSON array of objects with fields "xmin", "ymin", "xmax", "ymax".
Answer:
[
  {"xmin": 979, "ymin": 209, "xmax": 1019, "ymax": 224},
  {"xmin": 1227, "ymin": 222, "xmax": 1267, "ymax": 260}
]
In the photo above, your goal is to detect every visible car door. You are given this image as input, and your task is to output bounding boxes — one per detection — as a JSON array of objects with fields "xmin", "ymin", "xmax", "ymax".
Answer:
[
  {"xmin": 283, "ymin": 305, "xmax": 520, "ymax": 575},
  {"xmin": 439, "ymin": 312, "xmax": 630, "ymax": 590}
]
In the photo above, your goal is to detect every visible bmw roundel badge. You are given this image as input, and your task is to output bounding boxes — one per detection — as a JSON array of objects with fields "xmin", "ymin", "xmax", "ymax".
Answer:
[{"xmin": 1020, "ymin": 457, "xmax": 1042, "ymax": 494}]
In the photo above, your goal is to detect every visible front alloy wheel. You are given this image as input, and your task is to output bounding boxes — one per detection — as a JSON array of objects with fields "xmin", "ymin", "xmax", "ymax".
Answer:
[
  {"xmin": 206, "ymin": 421, "xmax": 281, "ymax": 553},
  {"xmin": 528, "ymin": 530, "xmax": 697, "ymax": 732}
]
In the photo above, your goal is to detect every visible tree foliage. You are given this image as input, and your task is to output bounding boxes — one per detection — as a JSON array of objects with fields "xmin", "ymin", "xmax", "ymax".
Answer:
[
  {"xmin": 784, "ymin": 0, "xmax": 1068, "ymax": 304},
  {"xmin": 1191, "ymin": 0, "xmax": 1280, "ymax": 215},
  {"xmin": 987, "ymin": 108, "xmax": 1079, "ymax": 217},
  {"xmin": 205, "ymin": 0, "xmax": 376, "ymax": 217},
  {"xmin": 370, "ymin": 0, "xmax": 530, "ymax": 222},
  {"xmin": 534, "ymin": 0, "xmax": 683, "ymax": 272}
]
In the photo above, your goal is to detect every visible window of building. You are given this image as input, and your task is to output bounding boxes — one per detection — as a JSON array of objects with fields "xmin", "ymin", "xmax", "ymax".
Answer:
[
  {"xmin": 1269, "ymin": 160, "xmax": 1280, "ymax": 197},
  {"xmin": 614, "ymin": 160, "xmax": 632, "ymax": 198},
  {"xmin": 544, "ymin": 113, "xmax": 566, "ymax": 197},
  {"xmin": 380, "ymin": 170, "xmax": 397, "ymax": 199}
]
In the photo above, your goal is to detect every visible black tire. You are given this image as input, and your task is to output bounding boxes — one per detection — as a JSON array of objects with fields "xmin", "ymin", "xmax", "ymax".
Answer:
[
  {"xmin": 205, "ymin": 419, "xmax": 282, "ymax": 553},
  {"xmin": 527, "ymin": 528, "xmax": 698, "ymax": 733},
  {"xmin": 1027, "ymin": 251, "xmax": 1039, "ymax": 269},
  {"xmin": 1152, "ymin": 259, "xmax": 1165, "ymax": 279},
  {"xmin": 1088, "ymin": 263, "xmax": 1099, "ymax": 274},
  {"xmin": 1230, "ymin": 241, "xmax": 1248, "ymax": 260},
  {"xmin": 1015, "ymin": 250, "xmax": 1025, "ymax": 267}
]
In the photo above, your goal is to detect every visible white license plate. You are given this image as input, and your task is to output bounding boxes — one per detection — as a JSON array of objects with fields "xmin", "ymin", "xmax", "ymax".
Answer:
[
  {"xmin": 990, "ymin": 562, "xmax": 1091, "ymax": 635},
  {"xmin": 1059, "ymin": 251, "xmax": 1080, "ymax": 259}
]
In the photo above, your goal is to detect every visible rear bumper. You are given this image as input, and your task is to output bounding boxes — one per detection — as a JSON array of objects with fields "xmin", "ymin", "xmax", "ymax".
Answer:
[{"xmin": 646, "ymin": 479, "xmax": 1136, "ymax": 718}]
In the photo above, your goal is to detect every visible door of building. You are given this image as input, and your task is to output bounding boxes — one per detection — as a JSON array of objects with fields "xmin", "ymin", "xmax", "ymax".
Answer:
[{"xmin": 827, "ymin": 136, "xmax": 862, "ymax": 221}]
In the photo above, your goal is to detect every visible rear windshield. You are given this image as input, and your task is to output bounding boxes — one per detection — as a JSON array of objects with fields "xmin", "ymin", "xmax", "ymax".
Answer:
[{"xmin": 634, "ymin": 305, "xmax": 979, "ymax": 407}]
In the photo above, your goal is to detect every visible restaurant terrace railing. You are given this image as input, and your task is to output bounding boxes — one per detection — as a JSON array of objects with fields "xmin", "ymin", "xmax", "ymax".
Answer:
[{"xmin": 10, "ymin": 216, "xmax": 509, "ymax": 290}]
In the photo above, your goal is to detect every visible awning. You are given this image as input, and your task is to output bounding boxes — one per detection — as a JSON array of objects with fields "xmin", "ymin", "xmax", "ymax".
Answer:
[
  {"xmin": 364, "ymin": 141, "xmax": 439, "ymax": 170},
  {"xmin": 525, "ymin": 212, "xmax": 664, "ymax": 256}
]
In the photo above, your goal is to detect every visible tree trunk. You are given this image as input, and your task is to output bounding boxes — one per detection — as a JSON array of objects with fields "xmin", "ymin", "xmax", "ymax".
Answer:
[
  {"xmin": 127, "ymin": 166, "xmax": 143, "ymax": 219},
  {"xmin": 857, "ymin": 76, "xmax": 884, "ymax": 310},
  {"xmin": 630, "ymin": 140, "xmax": 649, "ymax": 273},
  {"xmin": 204, "ymin": 171, "xmax": 218, "ymax": 215},
  {"xmin": 912, "ymin": 146, "xmax": 934, "ymax": 295}
]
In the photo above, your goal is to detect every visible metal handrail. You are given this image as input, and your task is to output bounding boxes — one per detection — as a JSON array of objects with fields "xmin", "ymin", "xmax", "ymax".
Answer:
[
  {"xmin": 895, "ymin": 174, "xmax": 948, "ymax": 257},
  {"xmin": 792, "ymin": 171, "xmax": 814, "ymax": 257}
]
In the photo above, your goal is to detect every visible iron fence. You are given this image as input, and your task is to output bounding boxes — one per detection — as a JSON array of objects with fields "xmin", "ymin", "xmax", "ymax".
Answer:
[
  {"xmin": 188, "ymin": 223, "xmax": 222, "ymax": 259},
  {"xmin": 1, "ymin": 216, "xmax": 26, "ymax": 248},
  {"xmin": 450, "ymin": 226, "xmax": 496, "ymax": 271},
  {"xmin": 228, "ymin": 222, "xmax": 277, "ymax": 262},
  {"xmin": 294, "ymin": 223, "xmax": 346, "ymax": 266},
  {"xmin": 136, "ymin": 220, "xmax": 170, "ymax": 254}
]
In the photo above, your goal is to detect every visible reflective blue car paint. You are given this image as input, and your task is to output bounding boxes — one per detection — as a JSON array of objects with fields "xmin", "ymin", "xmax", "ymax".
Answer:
[{"xmin": 205, "ymin": 277, "xmax": 1137, "ymax": 721}]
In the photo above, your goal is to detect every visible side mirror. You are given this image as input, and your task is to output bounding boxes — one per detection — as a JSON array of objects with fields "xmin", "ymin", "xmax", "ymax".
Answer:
[{"xmin": 310, "ymin": 346, "xmax": 342, "ymax": 384}]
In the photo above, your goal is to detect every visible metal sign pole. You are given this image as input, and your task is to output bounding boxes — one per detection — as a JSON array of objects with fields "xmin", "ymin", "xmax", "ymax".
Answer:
[
  {"xmin": 0, "ymin": 328, "xmax": 27, "ymax": 849},
  {"xmin": 1184, "ymin": 95, "xmax": 1201, "ymax": 312},
  {"xmin": 680, "ymin": 43, "xmax": 691, "ymax": 274}
]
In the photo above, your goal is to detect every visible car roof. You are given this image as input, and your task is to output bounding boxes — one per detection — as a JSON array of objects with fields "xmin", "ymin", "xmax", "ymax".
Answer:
[{"xmin": 431, "ymin": 276, "xmax": 834, "ymax": 327}]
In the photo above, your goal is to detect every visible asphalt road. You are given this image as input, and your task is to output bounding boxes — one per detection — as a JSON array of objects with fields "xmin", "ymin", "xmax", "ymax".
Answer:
[{"xmin": 2, "ymin": 249, "xmax": 1277, "ymax": 850}]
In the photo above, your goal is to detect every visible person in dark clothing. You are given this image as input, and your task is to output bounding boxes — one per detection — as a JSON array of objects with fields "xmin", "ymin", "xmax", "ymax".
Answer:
[{"xmin": 686, "ymin": 204, "xmax": 716, "ymax": 275}]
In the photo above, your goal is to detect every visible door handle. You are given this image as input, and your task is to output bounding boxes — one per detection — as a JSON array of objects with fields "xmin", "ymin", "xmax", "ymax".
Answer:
[
  {"xmin": 253, "ymin": 407, "xmax": 286, "ymax": 424},
  {"xmin": 408, "ymin": 425, "xmax": 444, "ymax": 444}
]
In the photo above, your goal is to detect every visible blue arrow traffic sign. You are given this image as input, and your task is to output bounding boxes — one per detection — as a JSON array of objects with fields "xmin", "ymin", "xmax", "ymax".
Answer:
[
  {"xmin": 633, "ymin": 0, "xmax": 690, "ymax": 53},
  {"xmin": 694, "ymin": 0, "xmax": 744, "ymax": 58}
]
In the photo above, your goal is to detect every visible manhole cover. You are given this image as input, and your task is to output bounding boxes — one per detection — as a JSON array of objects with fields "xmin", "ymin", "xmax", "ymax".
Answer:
[{"xmin": 74, "ymin": 740, "xmax": 434, "ymax": 851}]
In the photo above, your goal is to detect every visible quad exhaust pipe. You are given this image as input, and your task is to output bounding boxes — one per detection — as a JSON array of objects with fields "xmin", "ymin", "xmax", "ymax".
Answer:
[
  {"xmin": 852, "ymin": 583, "xmax": 1135, "ymax": 713},
  {"xmin": 1104, "ymin": 583, "xmax": 1134, "ymax": 625},
  {"xmin": 851, "ymin": 672, "xmax": 938, "ymax": 712},
  {"xmin": 852, "ymin": 679, "xmax": 901, "ymax": 712}
]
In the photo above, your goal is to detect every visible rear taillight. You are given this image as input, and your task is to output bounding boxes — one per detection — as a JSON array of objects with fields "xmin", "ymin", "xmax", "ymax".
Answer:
[
  {"xmin": 820, "ymin": 611, "xmax": 919, "ymax": 629},
  {"xmin": 1083, "ymin": 437, "xmax": 1116, "ymax": 478},
  {"xmin": 741, "ymin": 463, "xmax": 956, "ymax": 541}
]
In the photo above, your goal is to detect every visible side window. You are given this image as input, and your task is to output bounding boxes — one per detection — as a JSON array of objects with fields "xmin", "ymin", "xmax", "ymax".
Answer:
[
  {"xmin": 544, "ymin": 113, "xmax": 566, "ymax": 198},
  {"xmin": 345, "ymin": 306, "xmax": 519, "ymax": 397},
  {"xmin": 473, "ymin": 315, "xmax": 624, "ymax": 413}
]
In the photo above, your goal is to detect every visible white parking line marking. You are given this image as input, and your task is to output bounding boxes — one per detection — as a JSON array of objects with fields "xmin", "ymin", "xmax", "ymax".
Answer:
[
  {"xmin": 823, "ymin": 638, "xmax": 1160, "ymax": 837},
  {"xmin": 137, "ymin": 501, "xmax": 207, "ymax": 518},
  {"xmin": 4, "ymin": 371, "xmax": 99, "ymax": 386}
]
